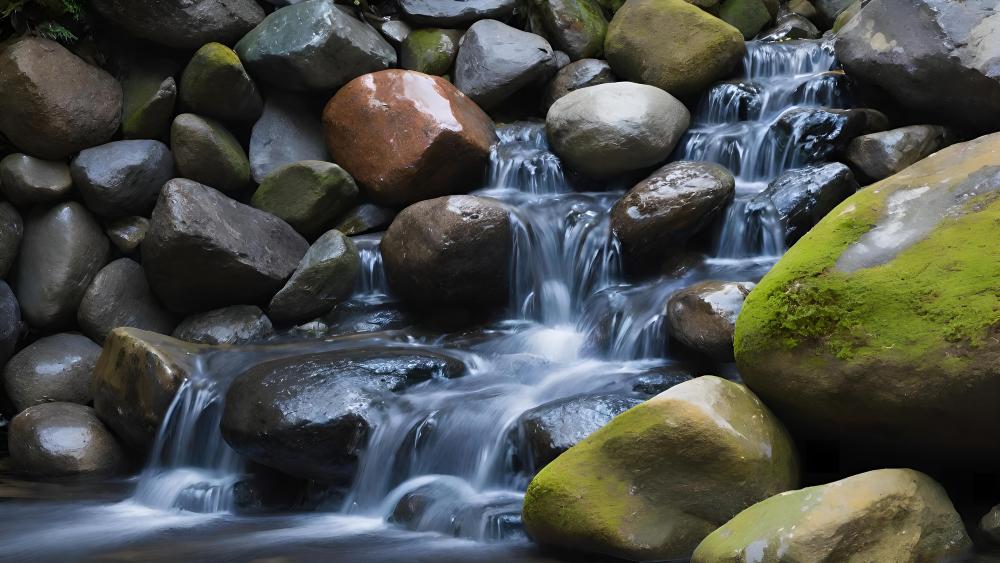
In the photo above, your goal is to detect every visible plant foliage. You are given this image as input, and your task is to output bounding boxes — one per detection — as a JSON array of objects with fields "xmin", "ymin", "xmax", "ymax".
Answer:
[{"xmin": 0, "ymin": 0, "xmax": 87, "ymax": 43}]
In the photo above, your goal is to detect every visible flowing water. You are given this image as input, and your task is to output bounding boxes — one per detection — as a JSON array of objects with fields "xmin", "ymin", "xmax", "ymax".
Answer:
[{"xmin": 0, "ymin": 40, "xmax": 852, "ymax": 562}]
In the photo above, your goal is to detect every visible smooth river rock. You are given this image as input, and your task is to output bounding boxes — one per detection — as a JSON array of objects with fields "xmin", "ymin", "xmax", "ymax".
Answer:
[
  {"xmin": 172, "ymin": 305, "xmax": 274, "ymax": 345},
  {"xmin": 250, "ymin": 161, "xmax": 359, "ymax": 240},
  {"xmin": 179, "ymin": 42, "xmax": 263, "ymax": 123},
  {"xmin": 0, "ymin": 154, "xmax": 72, "ymax": 206},
  {"xmin": 532, "ymin": 0, "xmax": 608, "ymax": 60},
  {"xmin": 8, "ymin": 402, "xmax": 126, "ymax": 477},
  {"xmin": 249, "ymin": 91, "xmax": 330, "ymax": 183},
  {"xmin": 170, "ymin": 114, "xmax": 251, "ymax": 194},
  {"xmin": 667, "ymin": 281, "xmax": 755, "ymax": 362},
  {"xmin": 453, "ymin": 20, "xmax": 556, "ymax": 109},
  {"xmin": 268, "ymin": 230, "xmax": 361, "ymax": 325},
  {"xmin": 400, "ymin": 28, "xmax": 463, "ymax": 75},
  {"xmin": 2, "ymin": 333, "xmax": 101, "ymax": 413},
  {"xmin": 90, "ymin": 0, "xmax": 265, "ymax": 50},
  {"xmin": 398, "ymin": 0, "xmax": 515, "ymax": 26},
  {"xmin": 77, "ymin": 258, "xmax": 175, "ymax": 344},
  {"xmin": 543, "ymin": 58, "xmax": 616, "ymax": 110},
  {"xmin": 846, "ymin": 125, "xmax": 952, "ymax": 182},
  {"xmin": 747, "ymin": 163, "xmax": 858, "ymax": 244},
  {"xmin": 70, "ymin": 140, "xmax": 175, "ymax": 219}
]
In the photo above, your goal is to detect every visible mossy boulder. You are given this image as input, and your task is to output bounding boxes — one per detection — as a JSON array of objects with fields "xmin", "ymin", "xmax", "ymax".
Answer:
[
  {"xmin": 179, "ymin": 43, "xmax": 263, "ymax": 123},
  {"xmin": 604, "ymin": 0, "xmax": 745, "ymax": 99},
  {"xmin": 400, "ymin": 29, "xmax": 463, "ymax": 75},
  {"xmin": 250, "ymin": 161, "xmax": 359, "ymax": 239},
  {"xmin": 735, "ymin": 132, "xmax": 1000, "ymax": 465},
  {"xmin": 533, "ymin": 0, "xmax": 609, "ymax": 60},
  {"xmin": 522, "ymin": 376, "xmax": 799, "ymax": 561},
  {"xmin": 718, "ymin": 0, "xmax": 772, "ymax": 39},
  {"xmin": 692, "ymin": 469, "xmax": 971, "ymax": 562}
]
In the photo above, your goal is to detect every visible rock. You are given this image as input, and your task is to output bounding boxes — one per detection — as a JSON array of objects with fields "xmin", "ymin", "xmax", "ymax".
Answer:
[
  {"xmin": 2, "ymin": 333, "xmax": 101, "ymax": 412},
  {"xmin": 235, "ymin": 0, "xmax": 396, "ymax": 91},
  {"xmin": 0, "ymin": 37, "xmax": 122, "ymax": 160},
  {"xmin": 378, "ymin": 19, "xmax": 413, "ymax": 45},
  {"xmin": 543, "ymin": 58, "xmax": 616, "ymax": 110},
  {"xmin": 221, "ymin": 348, "xmax": 465, "ymax": 482},
  {"xmin": 982, "ymin": 504, "xmax": 1000, "ymax": 544},
  {"xmin": 604, "ymin": 0, "xmax": 745, "ymax": 99},
  {"xmin": 172, "ymin": 305, "xmax": 274, "ymax": 345},
  {"xmin": 381, "ymin": 195, "xmax": 512, "ymax": 308},
  {"xmin": 719, "ymin": 0, "xmax": 773, "ymax": 39},
  {"xmin": 322, "ymin": 70, "xmax": 496, "ymax": 206},
  {"xmin": 268, "ymin": 230, "xmax": 361, "ymax": 325},
  {"xmin": 143, "ymin": 179, "xmax": 308, "ymax": 313},
  {"xmin": 0, "ymin": 203, "xmax": 23, "ymax": 279},
  {"xmin": 120, "ymin": 58, "xmax": 177, "ymax": 141},
  {"xmin": 8, "ymin": 402, "xmax": 126, "ymax": 477},
  {"xmin": 813, "ymin": 0, "xmax": 853, "ymax": 26},
  {"xmin": 747, "ymin": 163, "xmax": 858, "ymax": 244},
  {"xmin": 334, "ymin": 204, "xmax": 396, "ymax": 236},
  {"xmin": 692, "ymin": 469, "xmax": 971, "ymax": 562},
  {"xmin": 773, "ymin": 107, "xmax": 866, "ymax": 164},
  {"xmin": 667, "ymin": 281, "xmax": 754, "ymax": 362},
  {"xmin": 787, "ymin": 0, "xmax": 818, "ymax": 20},
  {"xmin": 829, "ymin": 0, "xmax": 860, "ymax": 33},
  {"xmin": 250, "ymin": 91, "xmax": 329, "ymax": 183},
  {"xmin": 758, "ymin": 9, "xmax": 820, "ymax": 41},
  {"xmin": 170, "ymin": 114, "xmax": 251, "ymax": 194},
  {"xmin": 401, "ymin": 28, "xmax": 463, "ymax": 75},
  {"xmin": 77, "ymin": 258, "xmax": 175, "ymax": 344},
  {"xmin": 90, "ymin": 0, "xmax": 264, "ymax": 50},
  {"xmin": 533, "ymin": 0, "xmax": 609, "ymax": 60},
  {"xmin": 453, "ymin": 20, "xmax": 556, "ymax": 109},
  {"xmin": 523, "ymin": 376, "xmax": 799, "ymax": 561},
  {"xmin": 11, "ymin": 202, "xmax": 110, "ymax": 331},
  {"xmin": 179, "ymin": 43, "xmax": 263, "ymax": 123},
  {"xmin": 322, "ymin": 300, "xmax": 413, "ymax": 335},
  {"xmin": 398, "ymin": 0, "xmax": 515, "ymax": 26},
  {"xmin": 610, "ymin": 161, "xmax": 734, "ymax": 265},
  {"xmin": 836, "ymin": 0, "xmax": 1000, "ymax": 130},
  {"xmin": 70, "ymin": 140, "xmax": 175, "ymax": 219},
  {"xmin": 105, "ymin": 216, "xmax": 149, "ymax": 255},
  {"xmin": 250, "ymin": 161, "xmax": 359, "ymax": 239},
  {"xmin": 0, "ymin": 154, "xmax": 72, "ymax": 206},
  {"xmin": 846, "ymin": 125, "xmax": 952, "ymax": 182},
  {"xmin": 547, "ymin": 82, "xmax": 690, "ymax": 179},
  {"xmin": 0, "ymin": 282, "xmax": 20, "ymax": 370},
  {"xmin": 735, "ymin": 132, "xmax": 1000, "ymax": 464}
]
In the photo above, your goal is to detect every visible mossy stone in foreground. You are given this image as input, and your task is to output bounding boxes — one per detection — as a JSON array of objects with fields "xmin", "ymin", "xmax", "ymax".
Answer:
[
  {"xmin": 400, "ymin": 29, "xmax": 463, "ymax": 76},
  {"xmin": 522, "ymin": 376, "xmax": 799, "ymax": 561},
  {"xmin": 250, "ymin": 161, "xmax": 359, "ymax": 239},
  {"xmin": 735, "ymin": 132, "xmax": 1000, "ymax": 464},
  {"xmin": 179, "ymin": 42, "xmax": 263, "ymax": 122}
]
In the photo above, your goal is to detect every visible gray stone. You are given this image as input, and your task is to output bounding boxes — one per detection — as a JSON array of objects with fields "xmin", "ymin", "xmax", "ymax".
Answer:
[
  {"xmin": 846, "ymin": 125, "xmax": 952, "ymax": 181},
  {"xmin": 78, "ymin": 258, "xmax": 175, "ymax": 344},
  {"xmin": 334, "ymin": 204, "xmax": 396, "ymax": 236},
  {"xmin": 170, "ymin": 114, "xmax": 251, "ymax": 194},
  {"xmin": 0, "ymin": 282, "xmax": 21, "ymax": 370},
  {"xmin": 250, "ymin": 91, "xmax": 330, "ymax": 183},
  {"xmin": 748, "ymin": 163, "xmax": 858, "ymax": 244},
  {"xmin": 667, "ymin": 280, "xmax": 754, "ymax": 362},
  {"xmin": 543, "ymin": 58, "xmax": 616, "ymax": 110},
  {"xmin": 268, "ymin": 230, "xmax": 361, "ymax": 325},
  {"xmin": 105, "ymin": 216, "xmax": 149, "ymax": 255},
  {"xmin": 2, "ymin": 333, "xmax": 100, "ymax": 412},
  {"xmin": 172, "ymin": 305, "xmax": 274, "ymax": 345},
  {"xmin": 0, "ymin": 154, "xmax": 72, "ymax": 206},
  {"xmin": 398, "ymin": 0, "xmax": 515, "ymax": 26},
  {"xmin": 8, "ymin": 402, "xmax": 126, "ymax": 477},
  {"xmin": 454, "ymin": 20, "xmax": 556, "ymax": 109},
  {"xmin": 71, "ymin": 140, "xmax": 175, "ymax": 218},
  {"xmin": 0, "ymin": 202, "xmax": 23, "ymax": 279},
  {"xmin": 90, "ymin": 0, "xmax": 265, "ymax": 50}
]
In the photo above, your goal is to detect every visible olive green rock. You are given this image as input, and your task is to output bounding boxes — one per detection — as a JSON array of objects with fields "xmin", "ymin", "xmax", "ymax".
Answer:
[
  {"xmin": 400, "ymin": 29, "xmax": 463, "ymax": 76},
  {"xmin": 267, "ymin": 229, "xmax": 361, "ymax": 325},
  {"xmin": 250, "ymin": 161, "xmax": 359, "ymax": 239},
  {"xmin": 180, "ymin": 43, "xmax": 263, "ymax": 123},
  {"xmin": 718, "ymin": 0, "xmax": 772, "ymax": 39},
  {"xmin": 735, "ymin": 132, "xmax": 1000, "ymax": 465},
  {"xmin": 170, "ymin": 113, "xmax": 251, "ymax": 193},
  {"xmin": 692, "ymin": 469, "xmax": 972, "ymax": 563},
  {"xmin": 121, "ymin": 58, "xmax": 177, "ymax": 141},
  {"xmin": 604, "ymin": 0, "xmax": 745, "ymax": 99},
  {"xmin": 830, "ymin": 0, "xmax": 860, "ymax": 33},
  {"xmin": 522, "ymin": 376, "xmax": 799, "ymax": 561},
  {"xmin": 534, "ymin": 0, "xmax": 609, "ymax": 60}
]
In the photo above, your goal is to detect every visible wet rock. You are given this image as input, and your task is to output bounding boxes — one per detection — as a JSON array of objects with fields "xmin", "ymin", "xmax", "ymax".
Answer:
[
  {"xmin": 625, "ymin": 364, "xmax": 694, "ymax": 396},
  {"xmin": 179, "ymin": 43, "xmax": 263, "ymax": 123},
  {"xmin": 250, "ymin": 161, "xmax": 359, "ymax": 240},
  {"xmin": 11, "ymin": 202, "xmax": 110, "ymax": 331},
  {"xmin": 0, "ymin": 282, "xmax": 20, "ymax": 370},
  {"xmin": 453, "ymin": 20, "xmax": 556, "ymax": 109},
  {"xmin": 846, "ymin": 125, "xmax": 952, "ymax": 182},
  {"xmin": 70, "ymin": 140, "xmax": 174, "ymax": 219},
  {"xmin": 547, "ymin": 82, "xmax": 689, "ymax": 179},
  {"xmin": 0, "ymin": 154, "xmax": 72, "ymax": 206},
  {"xmin": 610, "ymin": 161, "xmax": 734, "ymax": 266},
  {"xmin": 170, "ymin": 114, "xmax": 251, "ymax": 194},
  {"xmin": 836, "ymin": 0, "xmax": 1000, "ymax": 130},
  {"xmin": 322, "ymin": 300, "xmax": 413, "ymax": 335},
  {"xmin": 8, "ymin": 402, "xmax": 126, "ymax": 477},
  {"xmin": 773, "ymin": 106, "xmax": 866, "ymax": 164},
  {"xmin": 829, "ymin": 0, "xmax": 860, "ymax": 33},
  {"xmin": 0, "ymin": 203, "xmax": 23, "ymax": 279},
  {"xmin": 398, "ymin": 0, "xmax": 515, "ymax": 26},
  {"xmin": 268, "ymin": 230, "xmax": 361, "ymax": 325},
  {"xmin": 323, "ymin": 70, "xmax": 496, "ymax": 206},
  {"xmin": 523, "ymin": 376, "xmax": 799, "ymax": 561},
  {"xmin": 0, "ymin": 37, "xmax": 122, "ymax": 160},
  {"xmin": 982, "ymin": 504, "xmax": 1000, "ymax": 544},
  {"xmin": 758, "ymin": 9, "xmax": 820, "ymax": 41},
  {"xmin": 381, "ymin": 195, "xmax": 512, "ymax": 308},
  {"xmin": 543, "ymin": 58, "xmax": 616, "ymax": 110},
  {"xmin": 334, "ymin": 204, "xmax": 396, "ymax": 236},
  {"xmin": 172, "ymin": 305, "xmax": 274, "ymax": 345},
  {"xmin": 2, "ymin": 333, "xmax": 100, "ymax": 412},
  {"xmin": 120, "ymin": 58, "xmax": 177, "ymax": 141},
  {"xmin": 693, "ymin": 469, "xmax": 971, "ymax": 562},
  {"xmin": 787, "ymin": 0, "xmax": 818, "ymax": 21},
  {"xmin": 221, "ymin": 348, "xmax": 465, "ymax": 482},
  {"xmin": 719, "ymin": 0, "xmax": 773, "ymax": 39},
  {"xmin": 667, "ymin": 281, "xmax": 754, "ymax": 362},
  {"xmin": 605, "ymin": 0, "xmax": 745, "ymax": 98},
  {"xmin": 813, "ymin": 0, "xmax": 853, "ymax": 26},
  {"xmin": 105, "ymin": 216, "xmax": 149, "ymax": 255},
  {"xmin": 90, "ymin": 0, "xmax": 264, "ymax": 50},
  {"xmin": 401, "ymin": 28, "xmax": 463, "ymax": 75},
  {"xmin": 250, "ymin": 91, "xmax": 329, "ymax": 183},
  {"xmin": 747, "ymin": 163, "xmax": 858, "ymax": 244},
  {"xmin": 378, "ymin": 19, "xmax": 413, "ymax": 45},
  {"xmin": 77, "ymin": 258, "xmax": 175, "ymax": 344},
  {"xmin": 533, "ymin": 0, "xmax": 608, "ymax": 60},
  {"xmin": 235, "ymin": 0, "xmax": 396, "ymax": 91}
]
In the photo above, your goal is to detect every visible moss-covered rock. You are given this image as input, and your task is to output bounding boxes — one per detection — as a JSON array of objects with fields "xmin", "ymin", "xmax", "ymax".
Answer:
[
  {"xmin": 121, "ymin": 58, "xmax": 177, "ymax": 141},
  {"xmin": 400, "ymin": 28, "xmax": 463, "ymax": 76},
  {"xmin": 170, "ymin": 113, "xmax": 251, "ymax": 193},
  {"xmin": 718, "ymin": 0, "xmax": 772, "ymax": 39},
  {"xmin": 735, "ymin": 132, "xmax": 1000, "ymax": 465},
  {"xmin": 534, "ymin": 0, "xmax": 609, "ymax": 60},
  {"xmin": 250, "ymin": 161, "xmax": 359, "ymax": 240},
  {"xmin": 522, "ymin": 376, "xmax": 799, "ymax": 561},
  {"xmin": 692, "ymin": 469, "xmax": 971, "ymax": 562},
  {"xmin": 179, "ymin": 42, "xmax": 263, "ymax": 123}
]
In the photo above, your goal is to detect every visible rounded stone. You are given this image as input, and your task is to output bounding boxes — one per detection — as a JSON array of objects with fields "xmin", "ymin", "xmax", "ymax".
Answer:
[
  {"xmin": 0, "ymin": 154, "xmax": 72, "ymax": 206},
  {"xmin": 170, "ymin": 114, "xmax": 251, "ymax": 194},
  {"xmin": 172, "ymin": 305, "xmax": 274, "ymax": 345},
  {"xmin": 846, "ymin": 125, "xmax": 952, "ymax": 181},
  {"xmin": 70, "ymin": 140, "xmax": 175, "ymax": 219},
  {"xmin": 89, "ymin": 0, "xmax": 264, "ymax": 50},
  {"xmin": 543, "ymin": 58, "xmax": 616, "ymax": 110},
  {"xmin": 77, "ymin": 258, "xmax": 175, "ymax": 344},
  {"xmin": 179, "ymin": 42, "xmax": 263, "ymax": 123},
  {"xmin": 8, "ymin": 402, "xmax": 126, "ymax": 477},
  {"xmin": 533, "ymin": 0, "xmax": 609, "ymax": 60},
  {"xmin": 2, "ymin": 333, "xmax": 101, "ymax": 413},
  {"xmin": 250, "ymin": 161, "xmax": 359, "ymax": 240},
  {"xmin": 667, "ymin": 281, "xmax": 755, "ymax": 362},
  {"xmin": 267, "ymin": 230, "xmax": 361, "ymax": 325},
  {"xmin": 249, "ymin": 91, "xmax": 330, "ymax": 184},
  {"xmin": 400, "ymin": 28, "xmax": 463, "ymax": 75}
]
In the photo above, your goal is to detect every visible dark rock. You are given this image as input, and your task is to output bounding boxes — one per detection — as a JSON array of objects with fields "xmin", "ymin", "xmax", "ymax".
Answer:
[
  {"xmin": 179, "ymin": 42, "xmax": 263, "ymax": 123},
  {"xmin": 78, "ymin": 258, "xmax": 175, "ymax": 344},
  {"xmin": 322, "ymin": 300, "xmax": 413, "ymax": 335},
  {"xmin": 533, "ymin": 0, "xmax": 608, "ymax": 60},
  {"xmin": 758, "ymin": 9, "xmax": 820, "ymax": 41},
  {"xmin": 90, "ymin": 0, "xmax": 265, "ymax": 50},
  {"xmin": 703, "ymin": 81, "xmax": 764, "ymax": 122},
  {"xmin": 170, "ymin": 114, "xmax": 251, "ymax": 194},
  {"xmin": 250, "ymin": 91, "xmax": 330, "ymax": 184},
  {"xmin": 400, "ymin": 28, "xmax": 463, "ymax": 75},
  {"xmin": 172, "ymin": 305, "xmax": 274, "ymax": 345},
  {"xmin": 8, "ymin": 402, "xmax": 126, "ymax": 477},
  {"xmin": 268, "ymin": 230, "xmax": 361, "ymax": 325},
  {"xmin": 747, "ymin": 163, "xmax": 858, "ymax": 244},
  {"xmin": 813, "ymin": 0, "xmax": 853, "ymax": 25},
  {"xmin": 846, "ymin": 125, "xmax": 952, "ymax": 181},
  {"xmin": 0, "ymin": 282, "xmax": 21, "ymax": 370},
  {"xmin": 2, "ymin": 333, "xmax": 100, "ymax": 412},
  {"xmin": 625, "ymin": 364, "xmax": 694, "ymax": 396},
  {"xmin": 454, "ymin": 20, "xmax": 556, "ymax": 109},
  {"xmin": 105, "ymin": 216, "xmax": 149, "ymax": 255},
  {"xmin": 250, "ymin": 161, "xmax": 359, "ymax": 240},
  {"xmin": 120, "ymin": 57, "xmax": 177, "ymax": 141},
  {"xmin": 0, "ymin": 154, "xmax": 72, "ymax": 206},
  {"xmin": 667, "ymin": 280, "xmax": 755, "ymax": 362},
  {"xmin": 398, "ymin": 0, "xmax": 515, "ymax": 26},
  {"xmin": 719, "ymin": 0, "xmax": 774, "ymax": 39},
  {"xmin": 0, "ymin": 203, "xmax": 23, "ymax": 279},
  {"xmin": 334, "ymin": 204, "xmax": 396, "ymax": 236},
  {"xmin": 982, "ymin": 504, "xmax": 1000, "ymax": 545},
  {"xmin": 773, "ymin": 107, "xmax": 867, "ymax": 164},
  {"xmin": 543, "ymin": 58, "xmax": 616, "ymax": 110},
  {"xmin": 71, "ymin": 140, "xmax": 174, "ymax": 218}
]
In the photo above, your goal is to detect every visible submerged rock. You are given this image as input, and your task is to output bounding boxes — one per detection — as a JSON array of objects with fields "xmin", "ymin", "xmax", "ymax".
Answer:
[
  {"xmin": 8, "ymin": 402, "xmax": 126, "ymax": 477},
  {"xmin": 70, "ymin": 140, "xmax": 175, "ymax": 219},
  {"xmin": 453, "ymin": 20, "xmax": 556, "ymax": 109},
  {"xmin": 2, "ymin": 333, "xmax": 100, "ymax": 413},
  {"xmin": 0, "ymin": 154, "xmax": 72, "ymax": 206},
  {"xmin": 77, "ymin": 258, "xmax": 175, "ymax": 344},
  {"xmin": 268, "ymin": 230, "xmax": 361, "ymax": 325},
  {"xmin": 90, "ymin": 0, "xmax": 264, "ymax": 50},
  {"xmin": 747, "ymin": 163, "xmax": 858, "ymax": 244},
  {"xmin": 668, "ymin": 281, "xmax": 754, "ymax": 362},
  {"xmin": 846, "ymin": 125, "xmax": 952, "ymax": 181},
  {"xmin": 172, "ymin": 305, "xmax": 274, "ymax": 345},
  {"xmin": 170, "ymin": 114, "xmax": 251, "ymax": 194}
]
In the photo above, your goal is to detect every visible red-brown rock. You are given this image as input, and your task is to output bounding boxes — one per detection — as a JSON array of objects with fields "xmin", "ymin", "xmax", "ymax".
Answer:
[{"xmin": 322, "ymin": 70, "xmax": 497, "ymax": 207}]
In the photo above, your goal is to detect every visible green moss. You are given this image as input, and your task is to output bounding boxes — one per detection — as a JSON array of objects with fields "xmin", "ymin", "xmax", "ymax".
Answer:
[
  {"xmin": 179, "ymin": 42, "xmax": 261, "ymax": 122},
  {"xmin": 400, "ymin": 29, "xmax": 461, "ymax": 76}
]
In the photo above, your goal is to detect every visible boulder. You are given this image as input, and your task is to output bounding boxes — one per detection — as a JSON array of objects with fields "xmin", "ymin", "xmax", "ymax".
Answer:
[
  {"xmin": 235, "ymin": 0, "xmax": 396, "ymax": 91},
  {"xmin": 170, "ymin": 114, "xmax": 251, "ymax": 194},
  {"xmin": 667, "ymin": 281, "xmax": 754, "ymax": 362},
  {"xmin": 0, "ymin": 37, "xmax": 122, "ymax": 160},
  {"xmin": 8, "ymin": 402, "xmax": 126, "ymax": 477},
  {"xmin": 2, "ymin": 333, "xmax": 101, "ymax": 413},
  {"xmin": 172, "ymin": 305, "xmax": 274, "ymax": 345},
  {"xmin": 120, "ymin": 58, "xmax": 177, "ymax": 141},
  {"xmin": 604, "ymin": 0, "xmax": 745, "ymax": 99},
  {"xmin": 533, "ymin": 0, "xmax": 608, "ymax": 60},
  {"xmin": 381, "ymin": 195, "xmax": 512, "ymax": 308},
  {"xmin": 397, "ymin": 0, "xmax": 515, "ymax": 26},
  {"xmin": 249, "ymin": 91, "xmax": 330, "ymax": 183},
  {"xmin": 610, "ymin": 161, "xmax": 734, "ymax": 265},
  {"xmin": 835, "ymin": 0, "xmax": 1000, "ymax": 130},
  {"xmin": 719, "ymin": 0, "xmax": 773, "ymax": 39},
  {"xmin": 543, "ymin": 58, "xmax": 616, "ymax": 110},
  {"xmin": 334, "ymin": 204, "xmax": 396, "ymax": 236},
  {"xmin": 692, "ymin": 469, "xmax": 971, "ymax": 562},
  {"xmin": 78, "ymin": 258, "xmax": 175, "ymax": 344},
  {"xmin": 0, "ymin": 154, "xmax": 72, "ymax": 206},
  {"xmin": 846, "ymin": 125, "xmax": 952, "ymax": 182},
  {"xmin": 70, "ymin": 140, "xmax": 175, "ymax": 218},
  {"xmin": 250, "ymin": 161, "xmax": 359, "ymax": 239},
  {"xmin": 268, "ymin": 230, "xmax": 360, "ymax": 325},
  {"xmin": 734, "ymin": 132, "xmax": 1000, "ymax": 464},
  {"xmin": 142, "ymin": 179, "xmax": 308, "ymax": 313},
  {"xmin": 0, "ymin": 282, "xmax": 20, "ymax": 370},
  {"xmin": 773, "ymin": 106, "xmax": 867, "ymax": 165},
  {"xmin": 454, "ymin": 20, "xmax": 556, "ymax": 109},
  {"xmin": 322, "ymin": 70, "xmax": 496, "ymax": 206},
  {"xmin": 747, "ymin": 163, "xmax": 858, "ymax": 244},
  {"xmin": 400, "ymin": 28, "xmax": 463, "ymax": 75},
  {"xmin": 0, "ymin": 203, "xmax": 23, "ymax": 279},
  {"xmin": 89, "ymin": 0, "xmax": 264, "ymax": 50},
  {"xmin": 105, "ymin": 216, "xmax": 149, "ymax": 255},
  {"xmin": 179, "ymin": 42, "xmax": 263, "ymax": 123},
  {"xmin": 522, "ymin": 376, "xmax": 799, "ymax": 561},
  {"xmin": 10, "ymin": 202, "xmax": 110, "ymax": 331}
]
